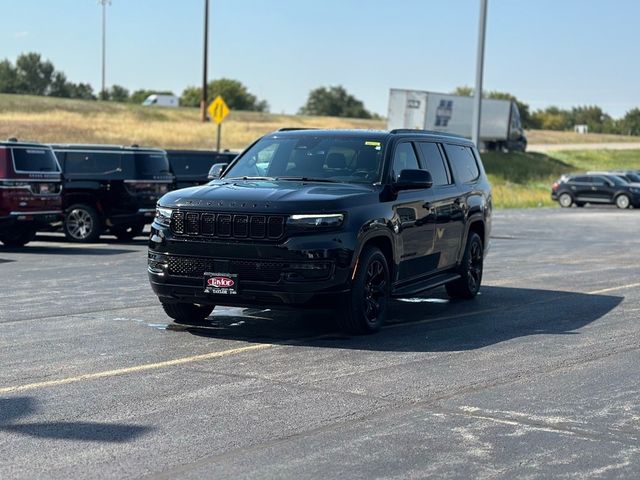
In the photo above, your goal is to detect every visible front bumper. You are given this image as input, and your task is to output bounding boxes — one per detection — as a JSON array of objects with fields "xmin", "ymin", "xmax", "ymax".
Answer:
[{"xmin": 147, "ymin": 223, "xmax": 356, "ymax": 308}]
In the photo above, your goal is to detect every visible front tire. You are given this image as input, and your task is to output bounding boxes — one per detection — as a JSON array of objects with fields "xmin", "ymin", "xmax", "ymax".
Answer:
[
  {"xmin": 446, "ymin": 232, "xmax": 484, "ymax": 300},
  {"xmin": 336, "ymin": 246, "xmax": 390, "ymax": 334},
  {"xmin": 64, "ymin": 204, "xmax": 102, "ymax": 242},
  {"xmin": 615, "ymin": 194, "xmax": 630, "ymax": 209},
  {"xmin": 0, "ymin": 226, "xmax": 36, "ymax": 247},
  {"xmin": 161, "ymin": 302, "xmax": 215, "ymax": 323},
  {"xmin": 558, "ymin": 193, "xmax": 573, "ymax": 208}
]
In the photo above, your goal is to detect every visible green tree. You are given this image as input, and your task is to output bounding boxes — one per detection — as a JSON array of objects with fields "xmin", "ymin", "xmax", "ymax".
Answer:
[
  {"xmin": 531, "ymin": 106, "xmax": 572, "ymax": 131},
  {"xmin": 452, "ymin": 85, "xmax": 474, "ymax": 96},
  {"xmin": 298, "ymin": 85, "xmax": 373, "ymax": 118},
  {"xmin": 49, "ymin": 72, "xmax": 72, "ymax": 97},
  {"xmin": 15, "ymin": 52, "xmax": 54, "ymax": 95},
  {"xmin": 621, "ymin": 108, "xmax": 640, "ymax": 136},
  {"xmin": 108, "ymin": 84, "xmax": 130, "ymax": 102},
  {"xmin": 0, "ymin": 60, "xmax": 18, "ymax": 93},
  {"xmin": 180, "ymin": 78, "xmax": 268, "ymax": 111},
  {"xmin": 68, "ymin": 82, "xmax": 96, "ymax": 100}
]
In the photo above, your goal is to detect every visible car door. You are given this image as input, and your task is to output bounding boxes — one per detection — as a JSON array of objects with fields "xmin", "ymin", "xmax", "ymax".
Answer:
[
  {"xmin": 390, "ymin": 141, "xmax": 437, "ymax": 282},
  {"xmin": 568, "ymin": 176, "xmax": 593, "ymax": 202},
  {"xmin": 591, "ymin": 176, "xmax": 615, "ymax": 203},
  {"xmin": 417, "ymin": 142, "xmax": 464, "ymax": 270}
]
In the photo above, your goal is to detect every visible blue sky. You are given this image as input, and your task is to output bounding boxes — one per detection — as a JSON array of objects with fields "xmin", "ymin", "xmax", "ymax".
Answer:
[{"xmin": 3, "ymin": 0, "xmax": 639, "ymax": 118}]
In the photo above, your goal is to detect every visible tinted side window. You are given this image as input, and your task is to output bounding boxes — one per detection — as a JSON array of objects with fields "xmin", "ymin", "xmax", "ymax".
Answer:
[
  {"xmin": 571, "ymin": 176, "xmax": 592, "ymax": 183},
  {"xmin": 64, "ymin": 152, "xmax": 121, "ymax": 176},
  {"xmin": 591, "ymin": 177, "xmax": 607, "ymax": 186},
  {"xmin": 391, "ymin": 142, "xmax": 419, "ymax": 181},
  {"xmin": 444, "ymin": 144, "xmax": 479, "ymax": 183},
  {"xmin": 417, "ymin": 142, "xmax": 450, "ymax": 186}
]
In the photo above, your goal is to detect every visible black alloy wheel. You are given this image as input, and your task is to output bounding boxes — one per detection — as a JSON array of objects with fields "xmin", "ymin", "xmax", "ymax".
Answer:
[
  {"xmin": 446, "ymin": 232, "xmax": 483, "ymax": 300},
  {"xmin": 337, "ymin": 246, "xmax": 390, "ymax": 334}
]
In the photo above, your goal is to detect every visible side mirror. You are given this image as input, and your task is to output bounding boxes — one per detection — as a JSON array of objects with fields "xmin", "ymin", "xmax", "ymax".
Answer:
[
  {"xmin": 207, "ymin": 163, "xmax": 228, "ymax": 180},
  {"xmin": 394, "ymin": 169, "xmax": 433, "ymax": 191}
]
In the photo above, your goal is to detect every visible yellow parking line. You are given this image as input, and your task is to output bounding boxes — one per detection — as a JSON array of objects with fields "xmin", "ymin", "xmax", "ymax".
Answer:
[{"xmin": 0, "ymin": 343, "xmax": 274, "ymax": 395}]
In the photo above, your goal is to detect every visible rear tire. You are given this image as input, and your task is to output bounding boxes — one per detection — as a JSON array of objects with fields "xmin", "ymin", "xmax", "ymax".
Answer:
[
  {"xmin": 615, "ymin": 194, "xmax": 630, "ymax": 209},
  {"xmin": 0, "ymin": 226, "xmax": 36, "ymax": 247},
  {"xmin": 558, "ymin": 193, "xmax": 573, "ymax": 208},
  {"xmin": 446, "ymin": 232, "xmax": 484, "ymax": 300},
  {"xmin": 64, "ymin": 204, "xmax": 102, "ymax": 243},
  {"xmin": 161, "ymin": 302, "xmax": 215, "ymax": 323},
  {"xmin": 336, "ymin": 246, "xmax": 390, "ymax": 334}
]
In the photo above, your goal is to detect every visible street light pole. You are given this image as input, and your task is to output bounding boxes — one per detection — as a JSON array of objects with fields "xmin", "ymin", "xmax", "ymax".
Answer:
[
  {"xmin": 200, "ymin": 0, "xmax": 209, "ymax": 122},
  {"xmin": 98, "ymin": 0, "xmax": 111, "ymax": 99},
  {"xmin": 472, "ymin": 0, "xmax": 488, "ymax": 149}
]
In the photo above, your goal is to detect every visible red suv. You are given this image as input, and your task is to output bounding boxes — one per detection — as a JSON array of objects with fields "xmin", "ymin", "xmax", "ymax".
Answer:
[{"xmin": 0, "ymin": 139, "xmax": 63, "ymax": 247}]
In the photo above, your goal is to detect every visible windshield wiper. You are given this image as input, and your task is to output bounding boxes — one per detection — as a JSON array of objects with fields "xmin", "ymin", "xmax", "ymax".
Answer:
[
  {"xmin": 277, "ymin": 177, "xmax": 339, "ymax": 183},
  {"xmin": 226, "ymin": 176, "xmax": 277, "ymax": 181}
]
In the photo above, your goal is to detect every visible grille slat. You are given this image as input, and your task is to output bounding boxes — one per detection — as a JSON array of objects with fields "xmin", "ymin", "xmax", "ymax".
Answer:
[
  {"xmin": 201, "ymin": 213, "xmax": 215, "ymax": 235},
  {"xmin": 168, "ymin": 256, "xmax": 285, "ymax": 283},
  {"xmin": 170, "ymin": 210, "xmax": 285, "ymax": 241}
]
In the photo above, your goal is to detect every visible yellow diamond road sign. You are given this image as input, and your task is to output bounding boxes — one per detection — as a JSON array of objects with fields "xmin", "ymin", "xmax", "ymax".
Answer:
[{"xmin": 208, "ymin": 96, "xmax": 230, "ymax": 124}]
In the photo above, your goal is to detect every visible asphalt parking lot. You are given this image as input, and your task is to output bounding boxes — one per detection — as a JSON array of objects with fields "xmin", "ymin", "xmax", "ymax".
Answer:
[{"xmin": 1, "ymin": 208, "xmax": 639, "ymax": 479}]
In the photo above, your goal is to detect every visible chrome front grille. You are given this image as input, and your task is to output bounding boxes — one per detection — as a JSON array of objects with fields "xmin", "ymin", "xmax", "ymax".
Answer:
[{"xmin": 170, "ymin": 210, "xmax": 285, "ymax": 240}]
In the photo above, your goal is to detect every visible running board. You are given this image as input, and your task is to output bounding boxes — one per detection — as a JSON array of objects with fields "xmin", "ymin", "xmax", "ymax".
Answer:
[{"xmin": 392, "ymin": 273, "xmax": 461, "ymax": 298}]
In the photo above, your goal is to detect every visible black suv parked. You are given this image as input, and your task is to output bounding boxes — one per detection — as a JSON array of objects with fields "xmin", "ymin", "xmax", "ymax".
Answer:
[
  {"xmin": 148, "ymin": 129, "xmax": 492, "ymax": 333},
  {"xmin": 52, "ymin": 144, "xmax": 174, "ymax": 242},
  {"xmin": 552, "ymin": 173, "xmax": 640, "ymax": 209},
  {"xmin": 166, "ymin": 149, "xmax": 238, "ymax": 189}
]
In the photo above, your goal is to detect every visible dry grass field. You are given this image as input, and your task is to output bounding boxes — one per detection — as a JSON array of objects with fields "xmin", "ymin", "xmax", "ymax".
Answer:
[{"xmin": 0, "ymin": 94, "xmax": 384, "ymax": 150}]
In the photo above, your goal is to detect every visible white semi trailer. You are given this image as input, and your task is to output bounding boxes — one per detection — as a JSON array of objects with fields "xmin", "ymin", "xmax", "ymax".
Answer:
[{"xmin": 387, "ymin": 89, "xmax": 527, "ymax": 151}]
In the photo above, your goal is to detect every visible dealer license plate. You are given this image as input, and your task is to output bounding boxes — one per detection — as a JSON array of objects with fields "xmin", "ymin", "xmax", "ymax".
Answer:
[{"xmin": 204, "ymin": 272, "xmax": 238, "ymax": 295}]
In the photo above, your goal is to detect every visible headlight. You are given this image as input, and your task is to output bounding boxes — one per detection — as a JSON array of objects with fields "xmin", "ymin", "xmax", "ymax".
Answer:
[
  {"xmin": 155, "ymin": 206, "xmax": 173, "ymax": 227},
  {"xmin": 287, "ymin": 213, "xmax": 344, "ymax": 228}
]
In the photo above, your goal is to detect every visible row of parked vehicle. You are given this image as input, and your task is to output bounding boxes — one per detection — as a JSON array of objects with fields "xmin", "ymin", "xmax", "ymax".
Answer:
[
  {"xmin": 0, "ymin": 138, "xmax": 238, "ymax": 246},
  {"xmin": 551, "ymin": 170, "xmax": 640, "ymax": 209}
]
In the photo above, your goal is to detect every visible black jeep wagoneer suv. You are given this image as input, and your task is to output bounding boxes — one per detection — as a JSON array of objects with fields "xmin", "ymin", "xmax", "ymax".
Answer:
[{"xmin": 148, "ymin": 129, "xmax": 492, "ymax": 333}]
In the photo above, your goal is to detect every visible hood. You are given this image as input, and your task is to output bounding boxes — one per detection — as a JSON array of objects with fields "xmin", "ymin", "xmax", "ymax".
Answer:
[{"xmin": 158, "ymin": 179, "xmax": 380, "ymax": 213}]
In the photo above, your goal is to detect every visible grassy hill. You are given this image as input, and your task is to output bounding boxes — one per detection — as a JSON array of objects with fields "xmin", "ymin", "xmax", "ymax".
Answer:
[{"xmin": 2, "ymin": 94, "xmax": 639, "ymax": 208}]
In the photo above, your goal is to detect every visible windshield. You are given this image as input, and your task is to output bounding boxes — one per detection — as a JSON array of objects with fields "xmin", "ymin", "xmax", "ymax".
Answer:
[
  {"xmin": 12, "ymin": 147, "xmax": 60, "ymax": 172},
  {"xmin": 134, "ymin": 152, "xmax": 170, "ymax": 177},
  {"xmin": 223, "ymin": 135, "xmax": 386, "ymax": 184}
]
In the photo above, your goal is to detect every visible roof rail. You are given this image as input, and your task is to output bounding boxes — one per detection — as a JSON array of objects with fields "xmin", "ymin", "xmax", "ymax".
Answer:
[
  {"xmin": 6, "ymin": 137, "xmax": 18, "ymax": 142},
  {"xmin": 389, "ymin": 129, "xmax": 466, "ymax": 139},
  {"xmin": 277, "ymin": 127, "xmax": 318, "ymax": 132}
]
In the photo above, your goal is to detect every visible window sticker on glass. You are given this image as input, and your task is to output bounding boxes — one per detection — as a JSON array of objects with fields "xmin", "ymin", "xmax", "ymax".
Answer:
[{"xmin": 364, "ymin": 141, "xmax": 382, "ymax": 150}]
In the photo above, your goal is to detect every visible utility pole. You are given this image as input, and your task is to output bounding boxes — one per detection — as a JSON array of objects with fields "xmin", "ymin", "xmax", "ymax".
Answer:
[
  {"xmin": 98, "ymin": 0, "xmax": 111, "ymax": 99},
  {"xmin": 472, "ymin": 0, "xmax": 488, "ymax": 148},
  {"xmin": 200, "ymin": 0, "xmax": 210, "ymax": 122}
]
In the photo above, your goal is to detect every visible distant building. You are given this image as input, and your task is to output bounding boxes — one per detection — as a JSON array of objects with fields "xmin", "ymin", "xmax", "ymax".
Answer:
[{"xmin": 574, "ymin": 124, "xmax": 589, "ymax": 134}]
